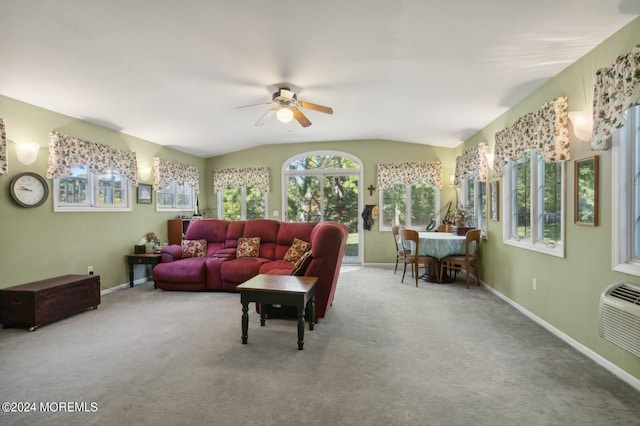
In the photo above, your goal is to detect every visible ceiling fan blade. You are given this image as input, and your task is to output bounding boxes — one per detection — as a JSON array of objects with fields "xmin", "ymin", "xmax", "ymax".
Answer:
[
  {"xmin": 255, "ymin": 108, "xmax": 276, "ymax": 126},
  {"xmin": 292, "ymin": 107, "xmax": 312, "ymax": 127},
  {"xmin": 299, "ymin": 101, "xmax": 334, "ymax": 115},
  {"xmin": 235, "ymin": 101, "xmax": 273, "ymax": 109}
]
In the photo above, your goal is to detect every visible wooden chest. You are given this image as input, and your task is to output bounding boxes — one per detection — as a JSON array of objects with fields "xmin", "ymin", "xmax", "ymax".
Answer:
[{"xmin": 0, "ymin": 274, "xmax": 100, "ymax": 331}]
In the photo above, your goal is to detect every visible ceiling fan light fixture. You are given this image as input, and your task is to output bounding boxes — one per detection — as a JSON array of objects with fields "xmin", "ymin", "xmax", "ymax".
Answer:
[{"xmin": 276, "ymin": 107, "xmax": 294, "ymax": 123}]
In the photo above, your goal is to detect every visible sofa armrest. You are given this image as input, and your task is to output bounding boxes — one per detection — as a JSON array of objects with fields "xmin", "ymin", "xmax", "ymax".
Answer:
[{"xmin": 161, "ymin": 244, "xmax": 183, "ymax": 262}]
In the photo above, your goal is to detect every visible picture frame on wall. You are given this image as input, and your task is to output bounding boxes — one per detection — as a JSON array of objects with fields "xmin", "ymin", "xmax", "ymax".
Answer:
[
  {"xmin": 574, "ymin": 155, "xmax": 599, "ymax": 226},
  {"xmin": 137, "ymin": 184, "xmax": 152, "ymax": 204},
  {"xmin": 489, "ymin": 181, "xmax": 499, "ymax": 221}
]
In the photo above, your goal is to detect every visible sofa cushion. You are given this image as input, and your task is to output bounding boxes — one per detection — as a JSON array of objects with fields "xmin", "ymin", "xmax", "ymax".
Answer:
[
  {"xmin": 182, "ymin": 239, "xmax": 207, "ymax": 258},
  {"xmin": 221, "ymin": 258, "xmax": 271, "ymax": 284},
  {"xmin": 236, "ymin": 237, "xmax": 260, "ymax": 258},
  {"xmin": 153, "ymin": 257, "xmax": 207, "ymax": 283},
  {"xmin": 283, "ymin": 238, "xmax": 310, "ymax": 263},
  {"xmin": 259, "ymin": 260, "xmax": 295, "ymax": 275},
  {"xmin": 291, "ymin": 250, "xmax": 313, "ymax": 276}
]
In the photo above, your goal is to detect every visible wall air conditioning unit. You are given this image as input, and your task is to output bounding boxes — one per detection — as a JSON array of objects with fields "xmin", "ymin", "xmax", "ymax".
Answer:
[{"xmin": 599, "ymin": 282, "xmax": 640, "ymax": 357}]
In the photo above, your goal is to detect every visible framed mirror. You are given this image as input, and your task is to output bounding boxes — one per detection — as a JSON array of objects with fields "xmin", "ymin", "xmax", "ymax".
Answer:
[
  {"xmin": 574, "ymin": 155, "xmax": 599, "ymax": 226},
  {"xmin": 489, "ymin": 181, "xmax": 499, "ymax": 221}
]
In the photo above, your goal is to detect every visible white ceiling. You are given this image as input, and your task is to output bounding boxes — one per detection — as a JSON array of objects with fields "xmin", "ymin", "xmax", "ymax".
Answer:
[{"xmin": 1, "ymin": 1, "xmax": 638, "ymax": 157}]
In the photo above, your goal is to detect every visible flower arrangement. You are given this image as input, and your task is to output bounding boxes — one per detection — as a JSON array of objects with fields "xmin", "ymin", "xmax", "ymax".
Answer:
[
  {"xmin": 449, "ymin": 204, "xmax": 474, "ymax": 227},
  {"xmin": 139, "ymin": 232, "xmax": 159, "ymax": 246}
]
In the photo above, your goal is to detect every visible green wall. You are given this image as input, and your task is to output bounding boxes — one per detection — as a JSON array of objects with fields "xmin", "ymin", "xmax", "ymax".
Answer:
[
  {"xmin": 1, "ymin": 15, "xmax": 638, "ymax": 383},
  {"xmin": 463, "ymin": 17, "xmax": 640, "ymax": 380},
  {"xmin": 0, "ymin": 95, "xmax": 206, "ymax": 291},
  {"xmin": 205, "ymin": 139, "xmax": 459, "ymax": 264}
]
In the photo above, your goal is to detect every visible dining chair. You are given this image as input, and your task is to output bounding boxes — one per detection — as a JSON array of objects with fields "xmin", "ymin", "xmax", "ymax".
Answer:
[
  {"xmin": 436, "ymin": 224, "xmax": 451, "ymax": 232},
  {"xmin": 392, "ymin": 225, "xmax": 409, "ymax": 275},
  {"xmin": 439, "ymin": 229, "xmax": 481, "ymax": 288},
  {"xmin": 400, "ymin": 229, "xmax": 439, "ymax": 287}
]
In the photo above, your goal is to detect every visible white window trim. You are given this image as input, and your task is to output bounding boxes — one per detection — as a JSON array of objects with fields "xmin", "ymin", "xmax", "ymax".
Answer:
[
  {"xmin": 216, "ymin": 187, "xmax": 269, "ymax": 220},
  {"xmin": 611, "ymin": 111, "xmax": 640, "ymax": 276},
  {"xmin": 501, "ymin": 155, "xmax": 565, "ymax": 258},
  {"xmin": 378, "ymin": 184, "xmax": 441, "ymax": 232},
  {"xmin": 155, "ymin": 183, "xmax": 196, "ymax": 213},
  {"xmin": 461, "ymin": 179, "xmax": 488, "ymax": 237},
  {"xmin": 53, "ymin": 173, "xmax": 132, "ymax": 213}
]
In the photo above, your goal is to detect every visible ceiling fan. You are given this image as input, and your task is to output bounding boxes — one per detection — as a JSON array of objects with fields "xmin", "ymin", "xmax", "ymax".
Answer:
[{"xmin": 238, "ymin": 87, "xmax": 334, "ymax": 128}]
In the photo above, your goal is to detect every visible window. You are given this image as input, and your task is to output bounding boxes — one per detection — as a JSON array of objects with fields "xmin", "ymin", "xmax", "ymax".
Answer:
[
  {"xmin": 612, "ymin": 105, "xmax": 640, "ymax": 276},
  {"xmin": 461, "ymin": 179, "xmax": 487, "ymax": 234},
  {"xmin": 502, "ymin": 150, "xmax": 564, "ymax": 256},
  {"xmin": 54, "ymin": 165, "xmax": 132, "ymax": 212},
  {"xmin": 380, "ymin": 182, "xmax": 439, "ymax": 230},
  {"xmin": 156, "ymin": 182, "xmax": 195, "ymax": 211},
  {"xmin": 217, "ymin": 185, "xmax": 267, "ymax": 220}
]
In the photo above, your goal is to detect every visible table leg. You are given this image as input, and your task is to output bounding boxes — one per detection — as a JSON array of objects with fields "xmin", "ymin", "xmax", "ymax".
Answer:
[
  {"xmin": 260, "ymin": 303, "xmax": 266, "ymax": 326},
  {"xmin": 297, "ymin": 304, "xmax": 305, "ymax": 350},
  {"xmin": 308, "ymin": 296, "xmax": 315, "ymax": 331},
  {"xmin": 129, "ymin": 264, "xmax": 134, "ymax": 287},
  {"xmin": 241, "ymin": 301, "xmax": 249, "ymax": 344}
]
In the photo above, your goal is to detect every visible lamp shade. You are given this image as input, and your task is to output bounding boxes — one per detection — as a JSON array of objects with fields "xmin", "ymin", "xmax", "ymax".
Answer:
[
  {"xmin": 568, "ymin": 111, "xmax": 593, "ymax": 141},
  {"xmin": 15, "ymin": 142, "xmax": 40, "ymax": 165},
  {"xmin": 276, "ymin": 107, "xmax": 294, "ymax": 123}
]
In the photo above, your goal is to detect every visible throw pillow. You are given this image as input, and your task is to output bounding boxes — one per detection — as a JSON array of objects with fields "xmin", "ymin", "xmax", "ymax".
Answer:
[
  {"xmin": 236, "ymin": 237, "xmax": 261, "ymax": 258},
  {"xmin": 182, "ymin": 239, "xmax": 207, "ymax": 258},
  {"xmin": 283, "ymin": 238, "xmax": 310, "ymax": 263},
  {"xmin": 290, "ymin": 250, "xmax": 313, "ymax": 276}
]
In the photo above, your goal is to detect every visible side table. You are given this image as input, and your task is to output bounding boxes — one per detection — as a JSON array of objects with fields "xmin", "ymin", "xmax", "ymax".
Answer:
[
  {"xmin": 237, "ymin": 274, "xmax": 318, "ymax": 350},
  {"xmin": 126, "ymin": 254, "xmax": 162, "ymax": 288}
]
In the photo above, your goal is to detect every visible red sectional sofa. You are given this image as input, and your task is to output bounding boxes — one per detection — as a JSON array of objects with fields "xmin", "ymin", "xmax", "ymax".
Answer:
[{"xmin": 152, "ymin": 219, "xmax": 348, "ymax": 320}]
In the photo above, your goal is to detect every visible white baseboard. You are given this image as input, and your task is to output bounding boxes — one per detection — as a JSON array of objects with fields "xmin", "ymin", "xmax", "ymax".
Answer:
[
  {"xmin": 100, "ymin": 276, "xmax": 151, "ymax": 296},
  {"xmin": 482, "ymin": 281, "xmax": 640, "ymax": 392}
]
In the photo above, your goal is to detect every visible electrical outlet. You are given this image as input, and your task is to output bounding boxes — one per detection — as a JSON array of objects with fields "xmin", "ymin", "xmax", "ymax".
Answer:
[
  {"xmin": 273, "ymin": 210, "xmax": 279, "ymax": 217},
  {"xmin": 532, "ymin": 278, "xmax": 537, "ymax": 290},
  {"xmin": 88, "ymin": 266, "xmax": 94, "ymax": 275}
]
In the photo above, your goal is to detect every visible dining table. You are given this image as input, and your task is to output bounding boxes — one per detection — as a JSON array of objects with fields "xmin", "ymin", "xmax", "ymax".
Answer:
[{"xmin": 417, "ymin": 231, "xmax": 466, "ymax": 283}]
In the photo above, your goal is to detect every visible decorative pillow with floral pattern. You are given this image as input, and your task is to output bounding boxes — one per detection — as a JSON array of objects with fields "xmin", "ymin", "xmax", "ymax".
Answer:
[
  {"xmin": 290, "ymin": 250, "xmax": 313, "ymax": 276},
  {"xmin": 236, "ymin": 237, "xmax": 261, "ymax": 258},
  {"xmin": 283, "ymin": 238, "xmax": 311, "ymax": 263},
  {"xmin": 182, "ymin": 239, "xmax": 207, "ymax": 258}
]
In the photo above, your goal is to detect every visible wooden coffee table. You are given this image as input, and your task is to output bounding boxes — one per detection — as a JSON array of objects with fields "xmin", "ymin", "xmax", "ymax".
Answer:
[{"xmin": 237, "ymin": 274, "xmax": 318, "ymax": 350}]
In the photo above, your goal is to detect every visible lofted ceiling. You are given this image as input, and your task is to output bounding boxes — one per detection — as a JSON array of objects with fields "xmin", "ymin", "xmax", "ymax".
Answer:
[{"xmin": 0, "ymin": 1, "xmax": 638, "ymax": 158}]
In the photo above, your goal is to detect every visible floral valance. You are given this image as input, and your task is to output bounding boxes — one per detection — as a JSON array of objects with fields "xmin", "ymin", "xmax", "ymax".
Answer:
[
  {"xmin": 212, "ymin": 166, "xmax": 270, "ymax": 192},
  {"xmin": 493, "ymin": 96, "xmax": 570, "ymax": 177},
  {"xmin": 591, "ymin": 44, "xmax": 640, "ymax": 150},
  {"xmin": 454, "ymin": 143, "xmax": 488, "ymax": 186},
  {"xmin": 376, "ymin": 161, "xmax": 442, "ymax": 190},
  {"xmin": 0, "ymin": 119, "xmax": 7, "ymax": 176},
  {"xmin": 153, "ymin": 157, "xmax": 200, "ymax": 193},
  {"xmin": 47, "ymin": 132, "xmax": 138, "ymax": 185}
]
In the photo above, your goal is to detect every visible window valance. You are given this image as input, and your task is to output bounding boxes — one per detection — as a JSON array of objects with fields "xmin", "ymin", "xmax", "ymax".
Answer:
[
  {"xmin": 493, "ymin": 96, "xmax": 570, "ymax": 177},
  {"xmin": 0, "ymin": 119, "xmax": 6, "ymax": 176},
  {"xmin": 212, "ymin": 166, "xmax": 270, "ymax": 192},
  {"xmin": 591, "ymin": 44, "xmax": 640, "ymax": 150},
  {"xmin": 376, "ymin": 161, "xmax": 442, "ymax": 190},
  {"xmin": 454, "ymin": 143, "xmax": 488, "ymax": 186},
  {"xmin": 47, "ymin": 131, "xmax": 138, "ymax": 185},
  {"xmin": 153, "ymin": 157, "xmax": 200, "ymax": 193}
]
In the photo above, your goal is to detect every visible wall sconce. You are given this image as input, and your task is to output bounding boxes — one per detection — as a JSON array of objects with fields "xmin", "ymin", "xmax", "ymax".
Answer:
[
  {"xmin": 568, "ymin": 111, "xmax": 593, "ymax": 141},
  {"xmin": 15, "ymin": 142, "xmax": 41, "ymax": 165},
  {"xmin": 485, "ymin": 153, "xmax": 494, "ymax": 170},
  {"xmin": 449, "ymin": 175, "xmax": 455, "ymax": 187},
  {"xmin": 138, "ymin": 166, "xmax": 152, "ymax": 181},
  {"xmin": 276, "ymin": 107, "xmax": 294, "ymax": 123}
]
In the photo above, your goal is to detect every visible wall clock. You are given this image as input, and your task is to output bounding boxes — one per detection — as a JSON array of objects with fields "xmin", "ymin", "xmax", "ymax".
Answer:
[{"xmin": 9, "ymin": 172, "xmax": 49, "ymax": 208}]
